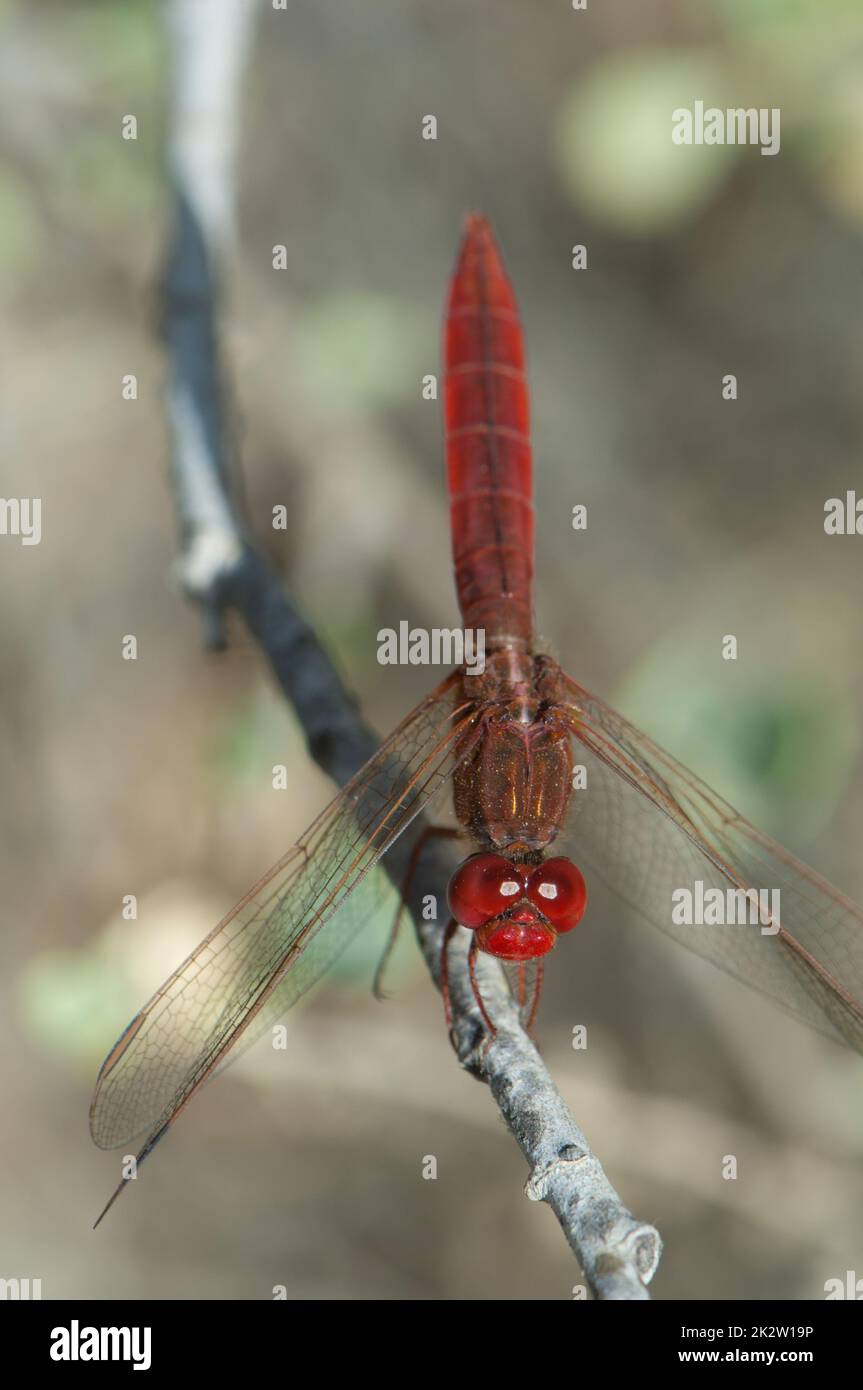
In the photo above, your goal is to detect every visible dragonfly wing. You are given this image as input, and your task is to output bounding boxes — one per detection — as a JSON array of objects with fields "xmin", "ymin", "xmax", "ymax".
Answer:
[
  {"xmin": 209, "ymin": 859, "xmax": 401, "ymax": 1084},
  {"xmin": 558, "ymin": 676, "xmax": 863, "ymax": 1052},
  {"xmin": 90, "ymin": 673, "xmax": 479, "ymax": 1161}
]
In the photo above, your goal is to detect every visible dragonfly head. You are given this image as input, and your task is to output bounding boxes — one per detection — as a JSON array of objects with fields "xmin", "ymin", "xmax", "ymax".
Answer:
[{"xmin": 447, "ymin": 852, "xmax": 587, "ymax": 961}]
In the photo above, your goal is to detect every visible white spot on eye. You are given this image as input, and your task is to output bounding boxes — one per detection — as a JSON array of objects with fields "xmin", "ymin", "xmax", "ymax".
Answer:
[
  {"xmin": 537, "ymin": 882, "xmax": 558, "ymax": 900},
  {"xmin": 500, "ymin": 879, "xmax": 521, "ymax": 897}
]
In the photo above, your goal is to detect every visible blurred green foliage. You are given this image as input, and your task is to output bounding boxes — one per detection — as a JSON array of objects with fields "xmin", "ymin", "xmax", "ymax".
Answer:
[
  {"xmin": 0, "ymin": 168, "xmax": 44, "ymax": 285},
  {"xmin": 555, "ymin": 1, "xmax": 863, "ymax": 233},
  {"xmin": 295, "ymin": 292, "xmax": 431, "ymax": 414},
  {"xmin": 617, "ymin": 643, "xmax": 860, "ymax": 844},
  {"xmin": 71, "ymin": 0, "xmax": 163, "ymax": 99},
  {"xmin": 19, "ymin": 945, "xmax": 136, "ymax": 1066},
  {"xmin": 53, "ymin": 130, "xmax": 161, "ymax": 228},
  {"xmin": 554, "ymin": 49, "xmax": 738, "ymax": 235},
  {"xmin": 200, "ymin": 689, "xmax": 293, "ymax": 797}
]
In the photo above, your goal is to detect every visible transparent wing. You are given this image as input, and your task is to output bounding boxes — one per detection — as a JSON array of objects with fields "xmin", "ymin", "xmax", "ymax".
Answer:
[
  {"xmin": 559, "ymin": 676, "xmax": 863, "ymax": 1051},
  {"xmin": 90, "ymin": 674, "xmax": 479, "ymax": 1181},
  {"xmin": 209, "ymin": 861, "xmax": 401, "ymax": 1084}
]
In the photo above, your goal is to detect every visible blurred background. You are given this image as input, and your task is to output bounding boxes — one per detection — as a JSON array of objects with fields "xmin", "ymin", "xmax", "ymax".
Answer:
[{"xmin": 2, "ymin": 0, "xmax": 863, "ymax": 1301}]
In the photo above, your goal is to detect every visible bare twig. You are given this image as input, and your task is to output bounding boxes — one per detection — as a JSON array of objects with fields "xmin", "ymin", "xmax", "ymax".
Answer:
[{"xmin": 159, "ymin": 0, "xmax": 661, "ymax": 1299}]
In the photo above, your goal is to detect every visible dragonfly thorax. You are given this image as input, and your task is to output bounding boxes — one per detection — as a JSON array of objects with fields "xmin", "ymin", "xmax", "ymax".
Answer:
[{"xmin": 453, "ymin": 668, "xmax": 574, "ymax": 851}]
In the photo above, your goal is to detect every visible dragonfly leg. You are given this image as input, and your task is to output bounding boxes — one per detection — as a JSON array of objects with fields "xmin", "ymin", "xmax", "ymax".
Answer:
[
  {"xmin": 516, "ymin": 961, "xmax": 527, "ymax": 1011},
  {"xmin": 525, "ymin": 958, "xmax": 544, "ymax": 1033},
  {"xmin": 468, "ymin": 936, "xmax": 498, "ymax": 1040},
  {"xmin": 440, "ymin": 917, "xmax": 459, "ymax": 1030},
  {"xmin": 373, "ymin": 824, "xmax": 465, "ymax": 1000}
]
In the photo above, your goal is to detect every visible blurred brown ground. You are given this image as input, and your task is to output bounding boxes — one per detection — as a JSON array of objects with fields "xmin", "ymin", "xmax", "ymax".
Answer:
[{"xmin": 1, "ymin": 0, "xmax": 863, "ymax": 1300}]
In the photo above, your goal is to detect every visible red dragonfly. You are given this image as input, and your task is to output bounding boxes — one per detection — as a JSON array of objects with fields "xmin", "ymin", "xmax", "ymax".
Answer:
[{"xmin": 91, "ymin": 215, "xmax": 863, "ymax": 1221}]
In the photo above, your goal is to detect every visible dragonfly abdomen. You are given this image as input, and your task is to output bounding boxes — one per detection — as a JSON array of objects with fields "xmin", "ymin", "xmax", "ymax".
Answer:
[{"xmin": 445, "ymin": 215, "xmax": 534, "ymax": 648}]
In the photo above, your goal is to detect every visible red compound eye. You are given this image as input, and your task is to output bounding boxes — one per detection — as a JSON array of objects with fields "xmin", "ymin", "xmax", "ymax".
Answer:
[
  {"xmin": 447, "ymin": 854, "xmax": 527, "ymax": 930},
  {"xmin": 526, "ymin": 858, "xmax": 587, "ymax": 933}
]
